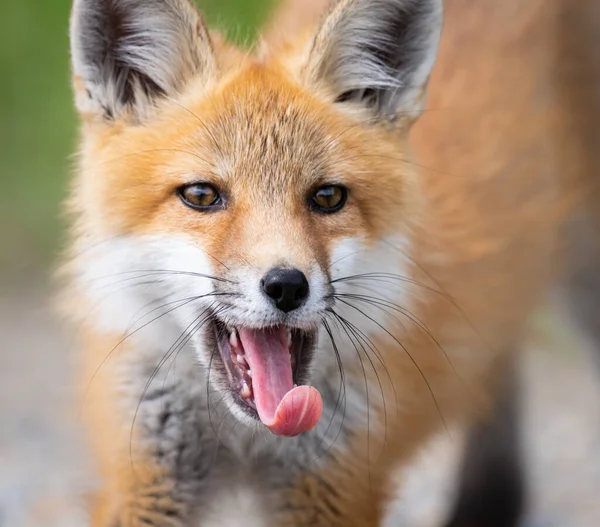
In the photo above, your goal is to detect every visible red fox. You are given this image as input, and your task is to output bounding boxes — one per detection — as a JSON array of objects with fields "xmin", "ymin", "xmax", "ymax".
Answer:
[{"xmin": 63, "ymin": 0, "xmax": 600, "ymax": 526}]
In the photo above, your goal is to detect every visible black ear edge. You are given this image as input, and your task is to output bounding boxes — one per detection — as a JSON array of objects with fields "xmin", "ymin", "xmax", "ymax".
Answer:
[
  {"xmin": 69, "ymin": 0, "xmax": 213, "ymax": 120},
  {"xmin": 73, "ymin": 0, "xmax": 165, "ymax": 115},
  {"xmin": 305, "ymin": 0, "xmax": 443, "ymax": 118}
]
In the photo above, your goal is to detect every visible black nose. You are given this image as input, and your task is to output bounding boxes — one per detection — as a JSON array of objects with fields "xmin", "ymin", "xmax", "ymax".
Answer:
[{"xmin": 261, "ymin": 268, "xmax": 309, "ymax": 313}]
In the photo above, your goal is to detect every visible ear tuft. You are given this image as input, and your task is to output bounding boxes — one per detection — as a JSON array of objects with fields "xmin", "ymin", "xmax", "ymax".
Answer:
[
  {"xmin": 304, "ymin": 0, "xmax": 443, "ymax": 121},
  {"xmin": 70, "ymin": 0, "xmax": 215, "ymax": 120}
]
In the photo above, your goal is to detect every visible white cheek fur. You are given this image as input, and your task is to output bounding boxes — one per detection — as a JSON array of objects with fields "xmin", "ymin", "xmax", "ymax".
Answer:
[
  {"xmin": 74, "ymin": 235, "xmax": 217, "ymax": 337},
  {"xmin": 314, "ymin": 234, "xmax": 419, "ymax": 439},
  {"xmin": 324, "ymin": 235, "xmax": 416, "ymax": 359},
  {"xmin": 74, "ymin": 232, "xmax": 417, "ymax": 344}
]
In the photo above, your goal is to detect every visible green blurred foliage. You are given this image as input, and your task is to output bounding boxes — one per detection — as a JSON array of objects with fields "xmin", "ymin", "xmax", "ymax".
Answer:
[{"xmin": 0, "ymin": 0, "xmax": 273, "ymax": 281}]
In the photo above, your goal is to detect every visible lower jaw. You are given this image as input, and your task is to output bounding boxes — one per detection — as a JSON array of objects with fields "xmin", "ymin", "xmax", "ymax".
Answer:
[{"xmin": 211, "ymin": 318, "xmax": 314, "ymax": 419}]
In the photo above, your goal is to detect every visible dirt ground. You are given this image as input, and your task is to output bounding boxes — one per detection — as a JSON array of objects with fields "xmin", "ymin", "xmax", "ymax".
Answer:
[{"xmin": 1, "ymin": 286, "xmax": 599, "ymax": 526}]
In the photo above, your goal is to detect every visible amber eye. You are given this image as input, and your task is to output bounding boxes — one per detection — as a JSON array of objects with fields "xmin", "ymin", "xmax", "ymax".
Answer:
[
  {"xmin": 309, "ymin": 185, "xmax": 347, "ymax": 213},
  {"xmin": 177, "ymin": 183, "xmax": 223, "ymax": 211}
]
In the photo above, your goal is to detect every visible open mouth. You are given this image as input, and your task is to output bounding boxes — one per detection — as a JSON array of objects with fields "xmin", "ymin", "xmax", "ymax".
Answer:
[{"xmin": 213, "ymin": 319, "xmax": 322, "ymax": 437}]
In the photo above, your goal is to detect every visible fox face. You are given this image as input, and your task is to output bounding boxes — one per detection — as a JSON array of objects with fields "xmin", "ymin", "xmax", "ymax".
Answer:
[{"xmin": 68, "ymin": 0, "xmax": 443, "ymax": 438}]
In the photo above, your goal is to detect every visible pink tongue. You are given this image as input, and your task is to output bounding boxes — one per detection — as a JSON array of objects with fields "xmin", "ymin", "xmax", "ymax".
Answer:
[{"xmin": 238, "ymin": 327, "xmax": 323, "ymax": 437}]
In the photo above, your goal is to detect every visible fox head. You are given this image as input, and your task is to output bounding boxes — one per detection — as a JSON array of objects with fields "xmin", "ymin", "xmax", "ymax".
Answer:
[{"xmin": 68, "ymin": 0, "xmax": 443, "ymax": 436}]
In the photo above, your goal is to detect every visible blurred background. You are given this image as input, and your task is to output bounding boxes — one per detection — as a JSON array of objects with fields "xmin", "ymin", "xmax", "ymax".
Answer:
[{"xmin": 1, "ymin": 0, "xmax": 599, "ymax": 526}]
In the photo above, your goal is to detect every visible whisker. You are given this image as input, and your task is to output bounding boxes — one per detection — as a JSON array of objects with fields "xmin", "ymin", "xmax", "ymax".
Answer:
[
  {"xmin": 207, "ymin": 308, "xmax": 237, "ymax": 445},
  {"xmin": 329, "ymin": 309, "xmax": 398, "ymax": 422},
  {"xmin": 327, "ymin": 249, "xmax": 366, "ymax": 272},
  {"xmin": 85, "ymin": 277, "xmax": 163, "ymax": 294},
  {"xmin": 329, "ymin": 301, "xmax": 397, "ymax": 370},
  {"xmin": 86, "ymin": 269, "xmax": 236, "ymax": 288},
  {"xmin": 334, "ymin": 292, "xmax": 459, "ymax": 376},
  {"xmin": 328, "ymin": 311, "xmax": 374, "ymax": 490},
  {"xmin": 80, "ymin": 293, "xmax": 231, "ymax": 418},
  {"xmin": 206, "ymin": 349, "xmax": 223, "ymax": 443},
  {"xmin": 314, "ymin": 317, "xmax": 348, "ymax": 458},
  {"xmin": 333, "ymin": 298, "xmax": 450, "ymax": 437},
  {"xmin": 66, "ymin": 234, "xmax": 123, "ymax": 261},
  {"xmin": 381, "ymin": 241, "xmax": 490, "ymax": 352},
  {"xmin": 129, "ymin": 303, "xmax": 227, "ymax": 472},
  {"xmin": 331, "ymin": 311, "xmax": 392, "ymax": 446},
  {"xmin": 161, "ymin": 306, "xmax": 232, "ymax": 395},
  {"xmin": 202, "ymin": 379, "xmax": 226, "ymax": 484},
  {"xmin": 126, "ymin": 294, "xmax": 232, "ymax": 331},
  {"xmin": 331, "ymin": 272, "xmax": 453, "ymax": 302},
  {"xmin": 334, "ymin": 278, "xmax": 422, "ymax": 302},
  {"xmin": 129, "ymin": 309, "xmax": 207, "ymax": 471},
  {"xmin": 79, "ymin": 278, "xmax": 172, "ymax": 327}
]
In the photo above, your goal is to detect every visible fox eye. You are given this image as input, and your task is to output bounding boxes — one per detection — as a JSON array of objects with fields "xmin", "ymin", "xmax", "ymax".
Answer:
[
  {"xmin": 178, "ymin": 183, "xmax": 223, "ymax": 211},
  {"xmin": 310, "ymin": 185, "xmax": 347, "ymax": 213}
]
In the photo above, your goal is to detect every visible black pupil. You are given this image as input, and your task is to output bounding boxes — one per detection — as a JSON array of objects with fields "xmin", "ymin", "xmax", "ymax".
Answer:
[
  {"xmin": 186, "ymin": 185, "xmax": 217, "ymax": 206},
  {"xmin": 316, "ymin": 187, "xmax": 341, "ymax": 209}
]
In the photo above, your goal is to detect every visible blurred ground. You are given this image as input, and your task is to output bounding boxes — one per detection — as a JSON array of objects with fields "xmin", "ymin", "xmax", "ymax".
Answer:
[
  {"xmin": 0, "ymin": 285, "xmax": 91, "ymax": 527},
  {"xmin": 1, "ymin": 286, "xmax": 599, "ymax": 526}
]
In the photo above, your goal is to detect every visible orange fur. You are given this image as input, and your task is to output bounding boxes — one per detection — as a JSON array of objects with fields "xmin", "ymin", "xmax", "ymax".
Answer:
[{"xmin": 63, "ymin": 0, "xmax": 599, "ymax": 525}]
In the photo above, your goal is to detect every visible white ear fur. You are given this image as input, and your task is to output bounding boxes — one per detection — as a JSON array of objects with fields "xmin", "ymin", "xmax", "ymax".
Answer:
[
  {"xmin": 304, "ymin": 0, "xmax": 443, "ymax": 121},
  {"xmin": 70, "ymin": 0, "xmax": 216, "ymax": 120}
]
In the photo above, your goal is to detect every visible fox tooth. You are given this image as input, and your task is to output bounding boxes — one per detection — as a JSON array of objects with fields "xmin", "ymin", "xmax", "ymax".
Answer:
[
  {"xmin": 229, "ymin": 330, "xmax": 239, "ymax": 349},
  {"xmin": 286, "ymin": 329, "xmax": 292, "ymax": 349},
  {"xmin": 248, "ymin": 369, "xmax": 252, "ymax": 378},
  {"xmin": 237, "ymin": 354, "xmax": 247, "ymax": 366},
  {"xmin": 241, "ymin": 382, "xmax": 252, "ymax": 399}
]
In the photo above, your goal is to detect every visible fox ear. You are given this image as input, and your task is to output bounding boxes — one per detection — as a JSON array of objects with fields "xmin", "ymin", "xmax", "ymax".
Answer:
[
  {"xmin": 303, "ymin": 0, "xmax": 443, "ymax": 122},
  {"xmin": 70, "ymin": 0, "xmax": 216, "ymax": 120}
]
